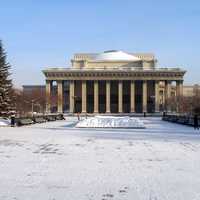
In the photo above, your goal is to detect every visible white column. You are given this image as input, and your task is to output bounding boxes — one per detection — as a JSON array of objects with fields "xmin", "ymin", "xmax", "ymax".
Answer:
[
  {"xmin": 82, "ymin": 80, "xmax": 87, "ymax": 113},
  {"xmin": 176, "ymin": 80, "xmax": 183, "ymax": 113},
  {"xmin": 165, "ymin": 81, "xmax": 171, "ymax": 100},
  {"xmin": 118, "ymin": 81, "xmax": 123, "ymax": 113},
  {"xmin": 69, "ymin": 80, "xmax": 75, "ymax": 113},
  {"xmin": 176, "ymin": 80, "xmax": 183, "ymax": 97},
  {"xmin": 94, "ymin": 81, "xmax": 99, "ymax": 113},
  {"xmin": 106, "ymin": 81, "xmax": 111, "ymax": 113},
  {"xmin": 155, "ymin": 81, "xmax": 160, "ymax": 112},
  {"xmin": 57, "ymin": 80, "xmax": 63, "ymax": 113},
  {"xmin": 46, "ymin": 80, "xmax": 51, "ymax": 113},
  {"xmin": 130, "ymin": 81, "xmax": 135, "ymax": 113},
  {"xmin": 143, "ymin": 80, "xmax": 147, "ymax": 113},
  {"xmin": 165, "ymin": 80, "xmax": 171, "ymax": 111}
]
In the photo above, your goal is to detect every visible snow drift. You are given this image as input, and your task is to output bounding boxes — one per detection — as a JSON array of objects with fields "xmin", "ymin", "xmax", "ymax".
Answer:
[
  {"xmin": 0, "ymin": 118, "xmax": 10, "ymax": 126},
  {"xmin": 76, "ymin": 116, "xmax": 145, "ymax": 128}
]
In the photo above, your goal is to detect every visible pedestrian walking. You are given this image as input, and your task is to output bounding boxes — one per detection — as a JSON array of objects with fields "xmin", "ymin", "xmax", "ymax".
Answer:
[
  {"xmin": 10, "ymin": 114, "xmax": 15, "ymax": 127},
  {"xmin": 194, "ymin": 114, "xmax": 199, "ymax": 130}
]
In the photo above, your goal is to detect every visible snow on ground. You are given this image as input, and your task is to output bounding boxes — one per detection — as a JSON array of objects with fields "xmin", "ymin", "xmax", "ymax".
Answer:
[
  {"xmin": 0, "ymin": 118, "xmax": 10, "ymax": 126},
  {"xmin": 76, "ymin": 115, "xmax": 145, "ymax": 128},
  {"xmin": 0, "ymin": 117, "xmax": 200, "ymax": 200}
]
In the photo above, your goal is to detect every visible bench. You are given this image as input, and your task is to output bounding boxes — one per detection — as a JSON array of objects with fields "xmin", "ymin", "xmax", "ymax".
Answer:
[
  {"xmin": 56, "ymin": 114, "xmax": 65, "ymax": 120},
  {"xmin": 45, "ymin": 116, "xmax": 56, "ymax": 121},
  {"xmin": 33, "ymin": 117, "xmax": 46, "ymax": 123},
  {"xmin": 16, "ymin": 118, "xmax": 33, "ymax": 126}
]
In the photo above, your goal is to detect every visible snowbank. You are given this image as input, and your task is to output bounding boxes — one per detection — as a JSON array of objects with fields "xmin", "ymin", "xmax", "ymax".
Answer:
[
  {"xmin": 0, "ymin": 118, "xmax": 10, "ymax": 126},
  {"xmin": 76, "ymin": 115, "xmax": 145, "ymax": 128}
]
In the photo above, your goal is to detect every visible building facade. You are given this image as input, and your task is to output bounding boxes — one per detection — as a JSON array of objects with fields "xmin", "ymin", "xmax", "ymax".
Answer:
[
  {"xmin": 23, "ymin": 85, "xmax": 46, "ymax": 96},
  {"xmin": 43, "ymin": 50, "xmax": 186, "ymax": 114},
  {"xmin": 182, "ymin": 84, "xmax": 200, "ymax": 97}
]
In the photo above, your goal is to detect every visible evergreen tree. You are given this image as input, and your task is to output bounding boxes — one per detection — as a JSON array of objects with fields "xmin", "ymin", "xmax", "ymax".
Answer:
[{"xmin": 0, "ymin": 40, "xmax": 13, "ymax": 114}]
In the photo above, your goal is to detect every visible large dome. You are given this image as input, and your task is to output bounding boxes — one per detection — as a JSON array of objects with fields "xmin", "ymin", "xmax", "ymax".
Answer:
[{"xmin": 94, "ymin": 50, "xmax": 141, "ymax": 61}]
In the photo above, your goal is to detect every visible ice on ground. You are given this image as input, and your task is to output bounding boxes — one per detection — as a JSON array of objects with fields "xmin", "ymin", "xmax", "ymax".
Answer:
[
  {"xmin": 0, "ymin": 118, "xmax": 10, "ymax": 126},
  {"xmin": 76, "ymin": 115, "xmax": 145, "ymax": 128}
]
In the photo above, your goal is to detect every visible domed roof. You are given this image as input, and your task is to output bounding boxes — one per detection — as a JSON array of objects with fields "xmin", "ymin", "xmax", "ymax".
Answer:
[{"xmin": 94, "ymin": 50, "xmax": 141, "ymax": 61}]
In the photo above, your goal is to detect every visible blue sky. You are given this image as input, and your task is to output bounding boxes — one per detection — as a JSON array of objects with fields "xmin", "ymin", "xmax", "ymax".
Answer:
[{"xmin": 1, "ymin": 0, "xmax": 200, "ymax": 87}]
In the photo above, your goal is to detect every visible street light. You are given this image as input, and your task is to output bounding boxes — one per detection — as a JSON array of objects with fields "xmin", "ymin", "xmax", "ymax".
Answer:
[
  {"xmin": 24, "ymin": 98, "xmax": 42, "ymax": 116},
  {"xmin": 35, "ymin": 103, "xmax": 42, "ymax": 114}
]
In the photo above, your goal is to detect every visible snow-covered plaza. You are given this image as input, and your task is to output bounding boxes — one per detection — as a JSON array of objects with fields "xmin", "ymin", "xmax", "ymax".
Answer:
[{"xmin": 0, "ymin": 117, "xmax": 200, "ymax": 200}]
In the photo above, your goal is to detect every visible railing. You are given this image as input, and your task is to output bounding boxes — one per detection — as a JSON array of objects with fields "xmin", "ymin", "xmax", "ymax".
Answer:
[
  {"xmin": 162, "ymin": 114, "xmax": 199, "ymax": 127},
  {"xmin": 45, "ymin": 67, "xmax": 183, "ymax": 72}
]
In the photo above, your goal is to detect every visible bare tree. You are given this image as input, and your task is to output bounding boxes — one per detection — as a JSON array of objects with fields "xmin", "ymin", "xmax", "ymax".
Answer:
[
  {"xmin": 12, "ymin": 87, "xmax": 46, "ymax": 117},
  {"xmin": 167, "ymin": 89, "xmax": 200, "ymax": 114}
]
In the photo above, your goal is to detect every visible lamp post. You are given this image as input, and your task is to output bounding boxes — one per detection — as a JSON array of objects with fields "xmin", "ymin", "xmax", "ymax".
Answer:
[
  {"xmin": 35, "ymin": 103, "xmax": 42, "ymax": 114},
  {"xmin": 24, "ymin": 98, "xmax": 42, "ymax": 116},
  {"xmin": 31, "ymin": 100, "xmax": 34, "ymax": 116}
]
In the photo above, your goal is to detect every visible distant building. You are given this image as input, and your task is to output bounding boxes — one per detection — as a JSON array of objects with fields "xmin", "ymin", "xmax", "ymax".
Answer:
[
  {"xmin": 43, "ymin": 50, "xmax": 186, "ymax": 113},
  {"xmin": 22, "ymin": 85, "xmax": 46, "ymax": 96},
  {"xmin": 22, "ymin": 85, "xmax": 57, "ymax": 112},
  {"xmin": 182, "ymin": 84, "xmax": 200, "ymax": 97}
]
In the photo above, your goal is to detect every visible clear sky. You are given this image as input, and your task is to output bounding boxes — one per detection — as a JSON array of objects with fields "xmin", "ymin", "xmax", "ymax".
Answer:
[{"xmin": 1, "ymin": 0, "xmax": 200, "ymax": 87}]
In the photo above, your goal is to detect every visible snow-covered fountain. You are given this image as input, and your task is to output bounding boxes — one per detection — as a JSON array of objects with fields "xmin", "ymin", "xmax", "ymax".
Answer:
[{"xmin": 75, "ymin": 115, "xmax": 145, "ymax": 128}]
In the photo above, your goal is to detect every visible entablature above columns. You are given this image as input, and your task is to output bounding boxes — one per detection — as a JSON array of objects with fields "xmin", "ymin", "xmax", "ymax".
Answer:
[{"xmin": 43, "ymin": 69, "xmax": 186, "ymax": 81}]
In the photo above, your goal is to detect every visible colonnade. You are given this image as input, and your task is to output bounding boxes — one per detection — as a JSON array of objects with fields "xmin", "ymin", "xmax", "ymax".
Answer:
[{"xmin": 45, "ymin": 80, "xmax": 183, "ymax": 113}]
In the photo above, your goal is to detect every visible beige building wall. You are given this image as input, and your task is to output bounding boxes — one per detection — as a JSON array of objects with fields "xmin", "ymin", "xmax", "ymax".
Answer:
[
  {"xmin": 183, "ymin": 85, "xmax": 200, "ymax": 97},
  {"xmin": 142, "ymin": 61, "xmax": 155, "ymax": 69},
  {"xmin": 43, "ymin": 50, "xmax": 186, "ymax": 114},
  {"xmin": 71, "ymin": 52, "xmax": 156, "ymax": 69},
  {"xmin": 85, "ymin": 61, "xmax": 143, "ymax": 69}
]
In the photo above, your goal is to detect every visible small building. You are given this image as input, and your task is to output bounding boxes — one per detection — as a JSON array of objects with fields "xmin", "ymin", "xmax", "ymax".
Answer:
[
  {"xmin": 182, "ymin": 84, "xmax": 200, "ymax": 97},
  {"xmin": 43, "ymin": 50, "xmax": 186, "ymax": 114},
  {"xmin": 22, "ymin": 85, "xmax": 46, "ymax": 96}
]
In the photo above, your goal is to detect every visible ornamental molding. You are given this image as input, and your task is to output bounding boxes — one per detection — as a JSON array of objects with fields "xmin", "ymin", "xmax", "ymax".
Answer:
[{"xmin": 43, "ymin": 69, "xmax": 185, "ymax": 81}]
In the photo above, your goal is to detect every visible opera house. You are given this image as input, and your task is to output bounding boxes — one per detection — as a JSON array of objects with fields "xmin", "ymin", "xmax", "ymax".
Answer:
[{"xmin": 43, "ymin": 50, "xmax": 186, "ymax": 114}]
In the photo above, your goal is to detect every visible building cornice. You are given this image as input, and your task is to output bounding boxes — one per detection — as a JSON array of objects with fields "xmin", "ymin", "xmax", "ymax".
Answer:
[{"xmin": 43, "ymin": 68, "xmax": 186, "ymax": 81}]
